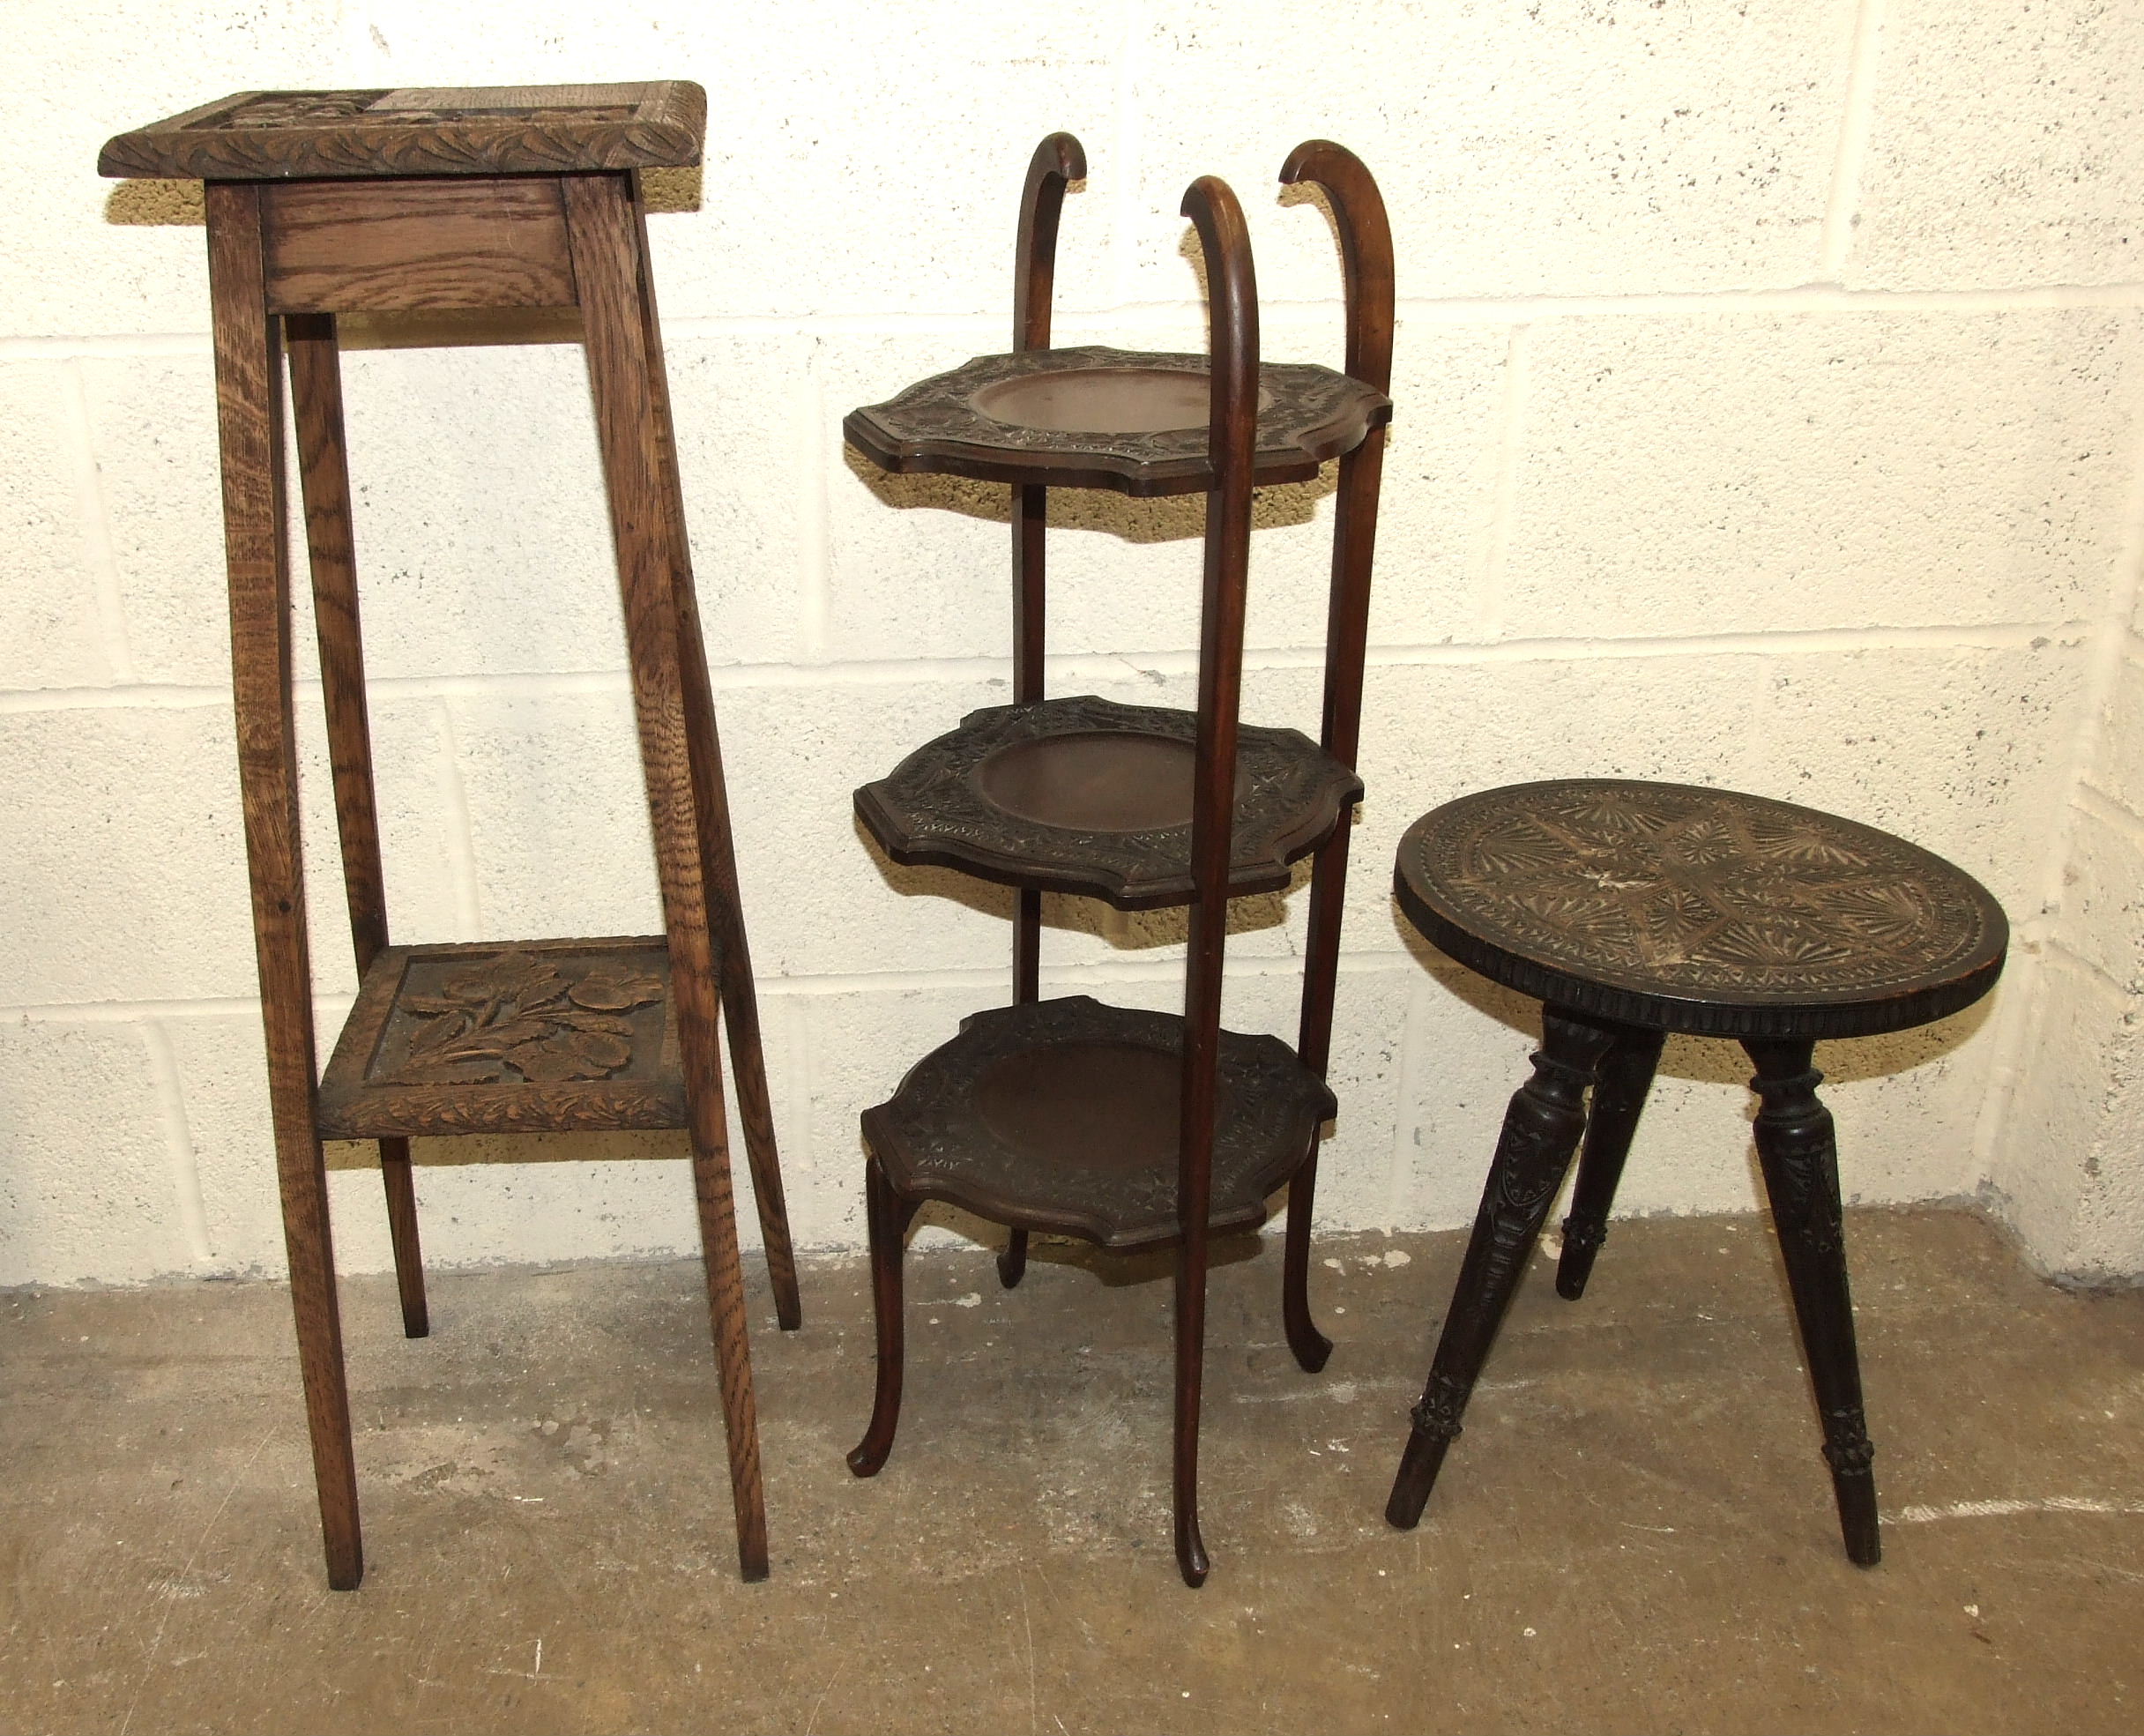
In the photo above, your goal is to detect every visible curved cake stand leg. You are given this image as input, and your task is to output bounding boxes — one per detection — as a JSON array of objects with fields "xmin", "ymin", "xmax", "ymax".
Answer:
[
  {"xmin": 849, "ymin": 1155, "xmax": 919, "ymax": 1478},
  {"xmin": 1555, "ymin": 1023, "xmax": 1666, "ymax": 1301},
  {"xmin": 1746, "ymin": 1038, "xmax": 1881, "ymax": 1567},
  {"xmin": 1279, "ymin": 1131, "xmax": 1332, "ymax": 1372},
  {"xmin": 1385, "ymin": 1006, "xmax": 1613, "ymax": 1529},
  {"xmin": 1278, "ymin": 140, "xmax": 1393, "ymax": 1378},
  {"xmin": 997, "ymin": 1229, "xmax": 1029, "ymax": 1289}
]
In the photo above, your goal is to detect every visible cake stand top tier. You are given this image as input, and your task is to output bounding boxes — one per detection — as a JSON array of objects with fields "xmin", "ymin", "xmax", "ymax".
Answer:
[
  {"xmin": 99, "ymin": 83, "xmax": 705, "ymax": 181},
  {"xmin": 845, "ymin": 344, "xmax": 1392, "ymax": 498}
]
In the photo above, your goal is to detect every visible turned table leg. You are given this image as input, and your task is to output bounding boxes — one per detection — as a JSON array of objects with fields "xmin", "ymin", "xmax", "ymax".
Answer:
[
  {"xmin": 1386, "ymin": 1006, "xmax": 1614, "ymax": 1530},
  {"xmin": 1555, "ymin": 1023, "xmax": 1665, "ymax": 1302},
  {"xmin": 1746, "ymin": 1038, "xmax": 1881, "ymax": 1567}
]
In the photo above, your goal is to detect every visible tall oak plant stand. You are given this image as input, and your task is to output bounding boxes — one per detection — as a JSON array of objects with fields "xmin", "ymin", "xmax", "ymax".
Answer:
[
  {"xmin": 840, "ymin": 137, "xmax": 1393, "ymax": 1585},
  {"xmin": 100, "ymin": 83, "xmax": 800, "ymax": 1587}
]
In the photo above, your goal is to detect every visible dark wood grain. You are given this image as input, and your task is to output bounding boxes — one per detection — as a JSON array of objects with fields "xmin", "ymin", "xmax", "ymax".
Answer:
[
  {"xmin": 263, "ymin": 178, "xmax": 577, "ymax": 313},
  {"xmin": 564, "ymin": 171, "xmax": 766, "ymax": 1582},
  {"xmin": 1008, "ymin": 133, "xmax": 1083, "ymax": 1003},
  {"xmin": 1553, "ymin": 1024, "xmax": 1665, "ymax": 1301},
  {"xmin": 287, "ymin": 310, "xmax": 427, "ymax": 1337},
  {"xmin": 1385, "ymin": 779, "xmax": 2007, "ymax": 1565},
  {"xmin": 621, "ymin": 169, "xmax": 801, "ymax": 1331},
  {"xmin": 1002, "ymin": 134, "xmax": 1084, "ymax": 1291},
  {"xmin": 845, "ymin": 344, "xmax": 1388, "ymax": 498},
  {"xmin": 855, "ymin": 694, "xmax": 1359, "ymax": 911},
  {"xmin": 316, "ymin": 938, "xmax": 687, "ymax": 1139},
  {"xmin": 1395, "ymin": 780, "xmax": 2010, "ymax": 1039},
  {"xmin": 205, "ymin": 181, "xmax": 362, "ymax": 1591},
  {"xmin": 1277, "ymin": 139, "xmax": 1395, "ymax": 1377},
  {"xmin": 859, "ymin": 996, "xmax": 1331, "ymax": 1249},
  {"xmin": 100, "ymin": 82, "xmax": 705, "ymax": 181},
  {"xmin": 1166, "ymin": 172, "xmax": 1262, "ymax": 1591},
  {"xmin": 845, "ymin": 1157, "xmax": 919, "ymax": 1477},
  {"xmin": 1386, "ymin": 1007, "xmax": 1616, "ymax": 1528}
]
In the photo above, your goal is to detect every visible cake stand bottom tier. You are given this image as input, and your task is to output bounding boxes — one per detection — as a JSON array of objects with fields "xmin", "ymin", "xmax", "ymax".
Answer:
[{"xmin": 860, "ymin": 995, "xmax": 1336, "ymax": 1250}]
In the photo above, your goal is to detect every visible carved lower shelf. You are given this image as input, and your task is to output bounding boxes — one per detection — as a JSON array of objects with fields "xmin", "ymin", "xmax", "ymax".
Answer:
[
  {"xmin": 317, "ymin": 936, "xmax": 686, "ymax": 1139},
  {"xmin": 856, "ymin": 695, "xmax": 1362, "ymax": 910},
  {"xmin": 861, "ymin": 995, "xmax": 1335, "ymax": 1250}
]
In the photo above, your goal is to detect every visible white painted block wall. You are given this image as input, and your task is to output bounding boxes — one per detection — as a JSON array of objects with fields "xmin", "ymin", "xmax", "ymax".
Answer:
[{"xmin": 4, "ymin": 0, "xmax": 2141, "ymax": 1286}]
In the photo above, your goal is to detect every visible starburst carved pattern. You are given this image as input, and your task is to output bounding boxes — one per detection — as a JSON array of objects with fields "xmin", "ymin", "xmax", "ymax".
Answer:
[
  {"xmin": 1399, "ymin": 780, "xmax": 2006, "ymax": 1012},
  {"xmin": 385, "ymin": 949, "xmax": 664, "ymax": 1087}
]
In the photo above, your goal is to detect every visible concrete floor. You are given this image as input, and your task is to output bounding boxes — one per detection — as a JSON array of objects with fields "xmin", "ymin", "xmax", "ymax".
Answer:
[{"xmin": 2, "ymin": 1205, "xmax": 2140, "ymax": 1735}]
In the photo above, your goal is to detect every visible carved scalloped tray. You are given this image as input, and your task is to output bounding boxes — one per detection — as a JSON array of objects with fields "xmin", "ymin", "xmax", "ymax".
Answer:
[
  {"xmin": 317, "ymin": 936, "xmax": 687, "ymax": 1140},
  {"xmin": 99, "ymin": 82, "xmax": 704, "ymax": 181},
  {"xmin": 1395, "ymin": 780, "xmax": 2009, "ymax": 1039},
  {"xmin": 856, "ymin": 694, "xmax": 1362, "ymax": 910},
  {"xmin": 862, "ymin": 995, "xmax": 1334, "ymax": 1249},
  {"xmin": 844, "ymin": 345, "xmax": 1391, "ymax": 497}
]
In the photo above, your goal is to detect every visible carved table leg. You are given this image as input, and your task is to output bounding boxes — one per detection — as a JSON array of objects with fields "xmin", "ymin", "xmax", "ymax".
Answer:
[
  {"xmin": 205, "ymin": 184, "xmax": 362, "ymax": 1591},
  {"xmin": 286, "ymin": 310, "xmax": 429, "ymax": 1342},
  {"xmin": 1555, "ymin": 1023, "xmax": 1665, "ymax": 1302},
  {"xmin": 572, "ymin": 171, "xmax": 767, "ymax": 1580},
  {"xmin": 621, "ymin": 176, "xmax": 801, "ymax": 1335},
  {"xmin": 1746, "ymin": 1038, "xmax": 1881, "ymax": 1567},
  {"xmin": 849, "ymin": 1155, "xmax": 919, "ymax": 1476},
  {"xmin": 1386, "ymin": 1006, "xmax": 1614, "ymax": 1530}
]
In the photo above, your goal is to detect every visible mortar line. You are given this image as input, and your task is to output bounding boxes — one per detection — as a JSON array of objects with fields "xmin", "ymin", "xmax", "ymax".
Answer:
[
  {"xmin": 2041, "ymin": 932, "xmax": 2136, "ymax": 1001},
  {"xmin": 1470, "ymin": 324, "xmax": 1531, "ymax": 639},
  {"xmin": 796, "ymin": 338, "xmax": 832, "ymax": 659},
  {"xmin": 1820, "ymin": 0, "xmax": 1887, "ymax": 279},
  {"xmin": 0, "ymin": 953, "xmax": 1426, "ymax": 1025},
  {"xmin": 0, "ymin": 619, "xmax": 2087, "ymax": 718},
  {"xmin": 2074, "ymin": 779, "xmax": 2144, "ymax": 837},
  {"xmin": 58, "ymin": 356, "xmax": 137, "ymax": 683},
  {"xmin": 0, "ymin": 993, "xmax": 357, "ymax": 1024},
  {"xmin": 1384, "ymin": 978, "xmax": 1438, "ymax": 1232},
  {"xmin": 433, "ymin": 695, "xmax": 485, "ymax": 935},
  {"xmin": 141, "ymin": 1017, "xmax": 212, "ymax": 1265},
  {"xmin": 17, "ymin": 282, "xmax": 2144, "ymax": 362},
  {"xmin": 1111, "ymin": 0, "xmax": 1143, "ymax": 310}
]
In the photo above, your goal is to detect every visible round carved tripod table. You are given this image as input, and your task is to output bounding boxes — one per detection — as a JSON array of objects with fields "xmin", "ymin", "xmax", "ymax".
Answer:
[{"xmin": 1383, "ymin": 779, "xmax": 2007, "ymax": 1565}]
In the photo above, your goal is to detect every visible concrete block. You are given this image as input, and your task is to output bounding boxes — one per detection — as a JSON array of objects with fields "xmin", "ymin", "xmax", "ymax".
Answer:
[
  {"xmin": 155, "ymin": 1010, "xmax": 283, "ymax": 1278},
  {"xmin": 1500, "ymin": 311, "xmax": 2144, "ymax": 640},
  {"xmin": 326, "ymin": 0, "xmax": 1122, "ymax": 321},
  {"xmin": 1987, "ymin": 948, "xmax": 2136, "ymax": 1271},
  {"xmin": 1850, "ymin": 0, "xmax": 2144, "ymax": 289},
  {"xmin": 0, "ymin": 687, "xmax": 460, "ymax": 1008},
  {"xmin": 1128, "ymin": 0, "xmax": 1854, "ymax": 302},
  {"xmin": 78, "ymin": 353, "xmax": 228, "ymax": 686},
  {"xmin": 2055, "ymin": 799, "xmax": 2144, "ymax": 995},
  {"xmin": 2090, "ymin": 649, "xmax": 2144, "ymax": 819},
  {"xmin": 0, "ymin": 1018, "xmax": 189, "ymax": 1285},
  {"xmin": 324, "ymin": 335, "xmax": 809, "ymax": 678},
  {"xmin": 1351, "ymin": 638, "xmax": 2082, "ymax": 956},
  {"xmin": 0, "ymin": 361, "xmax": 113, "ymax": 689},
  {"xmin": 2, "ymin": 0, "xmax": 351, "ymax": 338},
  {"xmin": 0, "ymin": 704, "xmax": 257, "ymax": 1004}
]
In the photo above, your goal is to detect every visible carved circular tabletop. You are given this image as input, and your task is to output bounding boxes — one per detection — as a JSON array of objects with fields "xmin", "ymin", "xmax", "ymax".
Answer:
[
  {"xmin": 1395, "ymin": 780, "xmax": 2008, "ymax": 1039},
  {"xmin": 844, "ymin": 345, "xmax": 1391, "ymax": 497}
]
